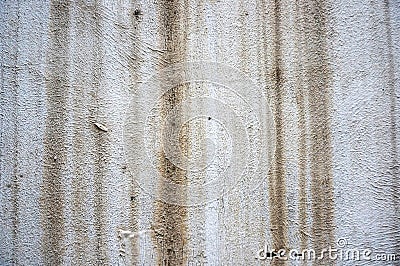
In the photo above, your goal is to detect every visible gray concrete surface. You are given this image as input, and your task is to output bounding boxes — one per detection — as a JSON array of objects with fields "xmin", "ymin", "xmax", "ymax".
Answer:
[{"xmin": 0, "ymin": 0, "xmax": 399, "ymax": 265}]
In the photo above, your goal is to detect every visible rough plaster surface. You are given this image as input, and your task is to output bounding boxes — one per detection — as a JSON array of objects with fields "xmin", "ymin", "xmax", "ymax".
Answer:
[{"xmin": 0, "ymin": 0, "xmax": 399, "ymax": 265}]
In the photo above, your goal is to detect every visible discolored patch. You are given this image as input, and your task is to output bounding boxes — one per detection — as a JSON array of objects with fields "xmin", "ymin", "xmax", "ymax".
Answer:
[
  {"xmin": 40, "ymin": 1, "xmax": 70, "ymax": 264},
  {"xmin": 298, "ymin": 1, "xmax": 335, "ymax": 264},
  {"xmin": 268, "ymin": 1, "xmax": 289, "ymax": 265},
  {"xmin": 152, "ymin": 0, "xmax": 190, "ymax": 265}
]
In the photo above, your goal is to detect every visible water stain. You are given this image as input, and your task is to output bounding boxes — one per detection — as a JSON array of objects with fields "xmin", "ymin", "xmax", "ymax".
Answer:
[
  {"xmin": 268, "ymin": 1, "xmax": 289, "ymax": 265},
  {"xmin": 298, "ymin": 1, "xmax": 335, "ymax": 264},
  {"xmin": 41, "ymin": 1, "xmax": 70, "ymax": 264},
  {"xmin": 152, "ymin": 0, "xmax": 189, "ymax": 265}
]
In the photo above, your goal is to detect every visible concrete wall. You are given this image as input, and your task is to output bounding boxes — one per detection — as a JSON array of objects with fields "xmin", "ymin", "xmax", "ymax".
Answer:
[{"xmin": 0, "ymin": 0, "xmax": 399, "ymax": 265}]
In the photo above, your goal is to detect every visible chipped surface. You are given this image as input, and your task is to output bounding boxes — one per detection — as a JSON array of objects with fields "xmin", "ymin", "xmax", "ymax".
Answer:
[{"xmin": 94, "ymin": 122, "xmax": 109, "ymax": 132}]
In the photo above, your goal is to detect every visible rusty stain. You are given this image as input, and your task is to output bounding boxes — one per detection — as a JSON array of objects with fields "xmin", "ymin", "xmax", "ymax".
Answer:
[
  {"xmin": 268, "ymin": 1, "xmax": 289, "ymax": 265},
  {"xmin": 40, "ymin": 1, "xmax": 70, "ymax": 264},
  {"xmin": 152, "ymin": 0, "xmax": 189, "ymax": 265}
]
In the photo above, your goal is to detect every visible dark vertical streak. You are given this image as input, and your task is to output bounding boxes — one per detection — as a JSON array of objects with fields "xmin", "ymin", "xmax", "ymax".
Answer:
[
  {"xmin": 383, "ymin": 0, "xmax": 400, "ymax": 253},
  {"xmin": 41, "ymin": 1, "xmax": 70, "ymax": 264},
  {"xmin": 153, "ymin": 1, "xmax": 189, "ymax": 265},
  {"xmin": 300, "ymin": 1, "xmax": 335, "ymax": 264},
  {"xmin": 269, "ymin": 1, "xmax": 288, "ymax": 265}
]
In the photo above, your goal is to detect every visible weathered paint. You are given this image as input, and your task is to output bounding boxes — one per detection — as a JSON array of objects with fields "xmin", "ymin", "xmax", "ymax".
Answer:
[
  {"xmin": 0, "ymin": 0, "xmax": 399, "ymax": 265},
  {"xmin": 152, "ymin": 1, "xmax": 189, "ymax": 265}
]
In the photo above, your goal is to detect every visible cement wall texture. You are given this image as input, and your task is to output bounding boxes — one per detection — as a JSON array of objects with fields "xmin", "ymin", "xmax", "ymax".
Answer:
[{"xmin": 0, "ymin": 0, "xmax": 399, "ymax": 265}]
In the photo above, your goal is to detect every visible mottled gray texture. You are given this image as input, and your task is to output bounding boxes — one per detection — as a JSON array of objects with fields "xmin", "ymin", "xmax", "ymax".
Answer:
[{"xmin": 0, "ymin": 0, "xmax": 399, "ymax": 265}]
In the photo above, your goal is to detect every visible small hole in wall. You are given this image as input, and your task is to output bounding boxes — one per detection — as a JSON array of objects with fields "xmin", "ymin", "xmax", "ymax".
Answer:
[
  {"xmin": 130, "ymin": 196, "xmax": 135, "ymax": 201},
  {"xmin": 208, "ymin": 117, "xmax": 211, "ymax": 120},
  {"xmin": 134, "ymin": 9, "xmax": 142, "ymax": 17}
]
